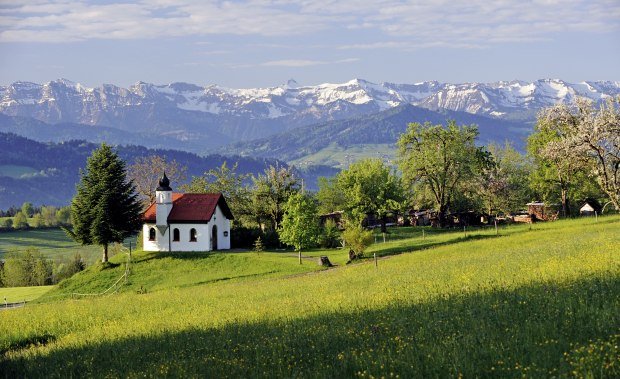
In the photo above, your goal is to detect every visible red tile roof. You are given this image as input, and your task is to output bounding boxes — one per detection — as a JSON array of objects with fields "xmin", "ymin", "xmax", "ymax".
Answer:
[{"xmin": 143, "ymin": 193, "xmax": 234, "ymax": 223}]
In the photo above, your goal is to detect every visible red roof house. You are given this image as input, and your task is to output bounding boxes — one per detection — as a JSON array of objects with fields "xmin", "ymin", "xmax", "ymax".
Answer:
[{"xmin": 142, "ymin": 173, "xmax": 234, "ymax": 252}]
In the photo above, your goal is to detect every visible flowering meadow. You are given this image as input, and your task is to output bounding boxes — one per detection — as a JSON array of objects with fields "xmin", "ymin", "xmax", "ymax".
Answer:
[{"xmin": 1, "ymin": 216, "xmax": 618, "ymax": 377}]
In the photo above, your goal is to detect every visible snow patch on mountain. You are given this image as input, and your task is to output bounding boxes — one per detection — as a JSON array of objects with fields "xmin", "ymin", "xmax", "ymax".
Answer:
[{"xmin": 1, "ymin": 78, "xmax": 619, "ymax": 127}]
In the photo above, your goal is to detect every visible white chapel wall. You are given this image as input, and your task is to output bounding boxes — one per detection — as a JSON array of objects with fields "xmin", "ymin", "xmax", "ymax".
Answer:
[{"xmin": 143, "ymin": 203, "xmax": 232, "ymax": 252}]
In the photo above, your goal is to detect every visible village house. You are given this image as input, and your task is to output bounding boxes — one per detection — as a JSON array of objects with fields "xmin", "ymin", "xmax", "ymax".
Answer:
[
  {"xmin": 579, "ymin": 198, "xmax": 602, "ymax": 216},
  {"xmin": 142, "ymin": 173, "xmax": 233, "ymax": 252}
]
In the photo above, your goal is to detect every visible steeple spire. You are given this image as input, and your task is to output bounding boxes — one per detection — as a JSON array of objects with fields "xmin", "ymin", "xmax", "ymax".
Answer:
[{"xmin": 156, "ymin": 172, "xmax": 172, "ymax": 191}]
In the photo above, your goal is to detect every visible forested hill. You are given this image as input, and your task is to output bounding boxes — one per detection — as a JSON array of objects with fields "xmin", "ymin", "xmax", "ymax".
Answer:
[
  {"xmin": 218, "ymin": 104, "xmax": 532, "ymax": 163},
  {"xmin": 0, "ymin": 133, "xmax": 333, "ymax": 209}
]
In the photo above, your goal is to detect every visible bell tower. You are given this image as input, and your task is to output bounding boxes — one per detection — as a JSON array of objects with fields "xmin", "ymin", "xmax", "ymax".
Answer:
[{"xmin": 155, "ymin": 172, "xmax": 173, "ymax": 227}]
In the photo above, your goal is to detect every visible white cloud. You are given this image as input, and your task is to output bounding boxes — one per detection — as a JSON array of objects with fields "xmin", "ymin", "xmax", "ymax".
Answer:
[
  {"xmin": 0, "ymin": 0, "xmax": 618, "ymax": 46},
  {"xmin": 257, "ymin": 58, "xmax": 359, "ymax": 67},
  {"xmin": 337, "ymin": 41, "xmax": 486, "ymax": 51}
]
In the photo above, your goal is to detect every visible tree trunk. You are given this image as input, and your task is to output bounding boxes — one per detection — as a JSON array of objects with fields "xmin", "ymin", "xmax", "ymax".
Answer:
[
  {"xmin": 611, "ymin": 198, "xmax": 620, "ymax": 213},
  {"xmin": 380, "ymin": 214, "xmax": 387, "ymax": 234},
  {"xmin": 561, "ymin": 188, "xmax": 570, "ymax": 218},
  {"xmin": 438, "ymin": 204, "xmax": 448, "ymax": 228},
  {"xmin": 102, "ymin": 244, "xmax": 108, "ymax": 263}
]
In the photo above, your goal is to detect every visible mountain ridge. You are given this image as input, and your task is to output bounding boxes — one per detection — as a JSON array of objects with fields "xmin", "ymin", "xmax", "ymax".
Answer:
[
  {"xmin": 3, "ymin": 78, "xmax": 618, "ymax": 123},
  {"xmin": 219, "ymin": 103, "xmax": 532, "ymax": 165},
  {"xmin": 1, "ymin": 77, "xmax": 617, "ymax": 164},
  {"xmin": 0, "ymin": 132, "xmax": 336, "ymax": 209}
]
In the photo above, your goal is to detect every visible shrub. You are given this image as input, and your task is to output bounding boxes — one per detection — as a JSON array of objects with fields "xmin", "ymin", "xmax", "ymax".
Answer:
[
  {"xmin": 1, "ymin": 248, "xmax": 53, "ymax": 287},
  {"xmin": 54, "ymin": 253, "xmax": 86, "ymax": 282},
  {"xmin": 231, "ymin": 226, "xmax": 262, "ymax": 249},
  {"xmin": 32, "ymin": 214, "xmax": 45, "ymax": 228},
  {"xmin": 342, "ymin": 225, "xmax": 373, "ymax": 258},
  {"xmin": 253, "ymin": 236, "xmax": 264, "ymax": 254},
  {"xmin": 1, "ymin": 218, "xmax": 12, "ymax": 229},
  {"xmin": 318, "ymin": 219, "xmax": 341, "ymax": 248},
  {"xmin": 56, "ymin": 206, "xmax": 71, "ymax": 226},
  {"xmin": 261, "ymin": 229, "xmax": 281, "ymax": 248},
  {"xmin": 136, "ymin": 230, "xmax": 143, "ymax": 250},
  {"xmin": 12, "ymin": 212, "xmax": 29, "ymax": 229}
]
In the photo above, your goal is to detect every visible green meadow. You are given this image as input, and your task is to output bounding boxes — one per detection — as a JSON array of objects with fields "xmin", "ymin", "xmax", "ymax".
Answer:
[
  {"xmin": 0, "ymin": 228, "xmax": 104, "ymax": 264},
  {"xmin": 0, "ymin": 286, "xmax": 54, "ymax": 303},
  {"xmin": 1, "ymin": 216, "xmax": 619, "ymax": 377},
  {"xmin": 290, "ymin": 143, "xmax": 396, "ymax": 168},
  {"xmin": 0, "ymin": 165, "xmax": 39, "ymax": 178}
]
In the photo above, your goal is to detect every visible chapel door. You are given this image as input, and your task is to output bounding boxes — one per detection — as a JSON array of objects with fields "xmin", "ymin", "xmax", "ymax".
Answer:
[{"xmin": 212, "ymin": 225, "xmax": 218, "ymax": 251}]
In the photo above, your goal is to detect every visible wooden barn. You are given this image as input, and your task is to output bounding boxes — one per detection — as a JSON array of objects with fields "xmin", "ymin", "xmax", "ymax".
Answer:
[
  {"xmin": 526, "ymin": 202, "xmax": 559, "ymax": 221},
  {"xmin": 399, "ymin": 209, "xmax": 434, "ymax": 226}
]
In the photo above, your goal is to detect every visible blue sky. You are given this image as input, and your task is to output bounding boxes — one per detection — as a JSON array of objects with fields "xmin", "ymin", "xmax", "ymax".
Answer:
[{"xmin": 0, "ymin": 0, "xmax": 619, "ymax": 88}]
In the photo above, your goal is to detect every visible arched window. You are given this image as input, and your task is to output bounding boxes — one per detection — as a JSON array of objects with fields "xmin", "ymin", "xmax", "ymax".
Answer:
[
  {"xmin": 149, "ymin": 227, "xmax": 156, "ymax": 241},
  {"xmin": 173, "ymin": 228, "xmax": 180, "ymax": 242},
  {"xmin": 190, "ymin": 228, "xmax": 197, "ymax": 242}
]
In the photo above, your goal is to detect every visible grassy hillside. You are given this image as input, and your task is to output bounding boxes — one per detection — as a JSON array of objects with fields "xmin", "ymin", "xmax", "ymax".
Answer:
[
  {"xmin": 1, "ymin": 217, "xmax": 619, "ymax": 377},
  {"xmin": 46, "ymin": 249, "xmax": 323, "ymax": 297}
]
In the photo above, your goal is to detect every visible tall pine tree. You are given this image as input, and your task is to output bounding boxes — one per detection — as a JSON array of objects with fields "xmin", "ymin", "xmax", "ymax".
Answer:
[{"xmin": 66, "ymin": 144, "xmax": 142, "ymax": 263}]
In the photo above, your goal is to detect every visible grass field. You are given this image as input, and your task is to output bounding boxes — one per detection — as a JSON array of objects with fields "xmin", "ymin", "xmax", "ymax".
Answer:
[
  {"xmin": 0, "ymin": 165, "xmax": 38, "ymax": 178},
  {"xmin": 290, "ymin": 143, "xmax": 396, "ymax": 168},
  {"xmin": 0, "ymin": 216, "xmax": 619, "ymax": 377},
  {"xmin": 0, "ymin": 286, "xmax": 54, "ymax": 304},
  {"xmin": 0, "ymin": 228, "xmax": 111, "ymax": 264}
]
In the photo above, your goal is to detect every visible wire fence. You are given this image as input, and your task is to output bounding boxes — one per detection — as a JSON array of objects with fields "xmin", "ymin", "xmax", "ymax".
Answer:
[{"xmin": 71, "ymin": 246, "xmax": 132, "ymax": 299}]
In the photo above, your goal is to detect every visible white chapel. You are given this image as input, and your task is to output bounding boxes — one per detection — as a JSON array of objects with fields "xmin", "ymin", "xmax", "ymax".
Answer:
[{"xmin": 142, "ymin": 173, "xmax": 234, "ymax": 252}]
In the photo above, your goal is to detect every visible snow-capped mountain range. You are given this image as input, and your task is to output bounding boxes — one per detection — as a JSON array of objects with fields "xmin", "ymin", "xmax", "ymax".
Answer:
[
  {"xmin": 2, "ymin": 78, "xmax": 618, "ymax": 122},
  {"xmin": 0, "ymin": 78, "xmax": 618, "ymax": 152}
]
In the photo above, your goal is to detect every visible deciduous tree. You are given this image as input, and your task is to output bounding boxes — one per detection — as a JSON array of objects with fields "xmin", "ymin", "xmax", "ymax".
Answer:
[
  {"xmin": 1, "ymin": 218, "xmax": 13, "ymax": 229},
  {"xmin": 528, "ymin": 113, "xmax": 585, "ymax": 217},
  {"xmin": 398, "ymin": 121, "xmax": 486, "ymax": 226},
  {"xmin": 21, "ymin": 202, "xmax": 34, "ymax": 218},
  {"xmin": 40, "ymin": 206, "xmax": 57, "ymax": 226},
  {"xmin": 0, "ymin": 249, "xmax": 52, "ymax": 287},
  {"xmin": 337, "ymin": 158, "xmax": 404, "ymax": 232},
  {"xmin": 478, "ymin": 143, "xmax": 533, "ymax": 215},
  {"xmin": 279, "ymin": 192, "xmax": 320, "ymax": 264},
  {"xmin": 537, "ymin": 97, "xmax": 620, "ymax": 211},
  {"xmin": 56, "ymin": 206, "xmax": 71, "ymax": 225},
  {"xmin": 182, "ymin": 162, "xmax": 252, "ymax": 227},
  {"xmin": 127, "ymin": 155, "xmax": 187, "ymax": 206},
  {"xmin": 12, "ymin": 211, "xmax": 29, "ymax": 229},
  {"xmin": 252, "ymin": 165, "xmax": 300, "ymax": 231},
  {"xmin": 316, "ymin": 176, "xmax": 346, "ymax": 214}
]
